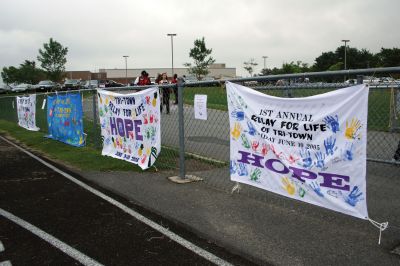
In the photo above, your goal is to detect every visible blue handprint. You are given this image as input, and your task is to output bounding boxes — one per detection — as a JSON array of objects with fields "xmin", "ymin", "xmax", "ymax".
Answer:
[
  {"xmin": 246, "ymin": 121, "xmax": 256, "ymax": 136},
  {"xmin": 324, "ymin": 136, "xmax": 336, "ymax": 156},
  {"xmin": 237, "ymin": 162, "xmax": 248, "ymax": 176},
  {"xmin": 230, "ymin": 160, "xmax": 237, "ymax": 174},
  {"xmin": 323, "ymin": 115, "xmax": 340, "ymax": 133},
  {"xmin": 345, "ymin": 186, "xmax": 364, "ymax": 206},
  {"xmin": 314, "ymin": 151, "xmax": 325, "ymax": 169},
  {"xmin": 309, "ymin": 181, "xmax": 324, "ymax": 197},
  {"xmin": 231, "ymin": 109, "xmax": 244, "ymax": 121},
  {"xmin": 300, "ymin": 149, "xmax": 312, "ymax": 169},
  {"xmin": 344, "ymin": 142, "xmax": 354, "ymax": 161}
]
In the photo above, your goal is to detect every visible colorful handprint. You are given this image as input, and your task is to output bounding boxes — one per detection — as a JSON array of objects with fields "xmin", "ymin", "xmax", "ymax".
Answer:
[
  {"xmin": 261, "ymin": 143, "xmax": 269, "ymax": 156},
  {"xmin": 324, "ymin": 136, "xmax": 336, "ymax": 156},
  {"xmin": 246, "ymin": 121, "xmax": 256, "ymax": 136},
  {"xmin": 237, "ymin": 162, "xmax": 248, "ymax": 176},
  {"xmin": 231, "ymin": 109, "xmax": 245, "ymax": 121},
  {"xmin": 230, "ymin": 160, "xmax": 237, "ymax": 174},
  {"xmin": 231, "ymin": 122, "xmax": 242, "ymax": 140},
  {"xmin": 344, "ymin": 186, "xmax": 364, "ymax": 206},
  {"xmin": 250, "ymin": 168, "xmax": 261, "ymax": 181},
  {"xmin": 323, "ymin": 115, "xmax": 340, "ymax": 133},
  {"xmin": 344, "ymin": 142, "xmax": 354, "ymax": 161},
  {"xmin": 314, "ymin": 151, "xmax": 326, "ymax": 169},
  {"xmin": 299, "ymin": 149, "xmax": 312, "ymax": 168},
  {"xmin": 345, "ymin": 118, "xmax": 362, "ymax": 140},
  {"xmin": 282, "ymin": 177, "xmax": 296, "ymax": 195},
  {"xmin": 240, "ymin": 134, "xmax": 251, "ymax": 148},
  {"xmin": 270, "ymin": 144, "xmax": 283, "ymax": 159},
  {"xmin": 309, "ymin": 181, "xmax": 324, "ymax": 197},
  {"xmin": 251, "ymin": 140, "xmax": 259, "ymax": 152}
]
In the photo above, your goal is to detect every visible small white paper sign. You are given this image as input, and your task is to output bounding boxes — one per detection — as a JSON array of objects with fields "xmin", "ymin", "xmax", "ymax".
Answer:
[
  {"xmin": 194, "ymin": 94, "xmax": 207, "ymax": 120},
  {"xmin": 41, "ymin": 99, "xmax": 46, "ymax": 110}
]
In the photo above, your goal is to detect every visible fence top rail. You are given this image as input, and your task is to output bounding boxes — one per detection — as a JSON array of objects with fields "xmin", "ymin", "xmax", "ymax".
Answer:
[{"xmin": 183, "ymin": 66, "xmax": 400, "ymax": 87}]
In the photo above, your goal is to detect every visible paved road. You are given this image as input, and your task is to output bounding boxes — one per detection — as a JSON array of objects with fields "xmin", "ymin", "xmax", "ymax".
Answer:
[{"xmin": 0, "ymin": 137, "xmax": 254, "ymax": 266}]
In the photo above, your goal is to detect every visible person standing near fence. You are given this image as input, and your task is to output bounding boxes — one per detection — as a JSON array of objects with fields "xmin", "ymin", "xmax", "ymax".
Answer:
[
  {"xmin": 171, "ymin": 74, "xmax": 178, "ymax": 105},
  {"xmin": 159, "ymin": 73, "xmax": 170, "ymax": 114},
  {"xmin": 394, "ymin": 141, "xmax": 400, "ymax": 162},
  {"xmin": 137, "ymin": 70, "xmax": 151, "ymax": 86}
]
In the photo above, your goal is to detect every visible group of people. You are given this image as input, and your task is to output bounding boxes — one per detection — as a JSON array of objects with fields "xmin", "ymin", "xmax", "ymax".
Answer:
[{"xmin": 135, "ymin": 70, "xmax": 178, "ymax": 114}]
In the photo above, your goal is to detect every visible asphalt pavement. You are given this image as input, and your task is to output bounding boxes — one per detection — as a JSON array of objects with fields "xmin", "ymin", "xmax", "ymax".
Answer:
[{"xmin": 0, "ymin": 136, "xmax": 255, "ymax": 266}]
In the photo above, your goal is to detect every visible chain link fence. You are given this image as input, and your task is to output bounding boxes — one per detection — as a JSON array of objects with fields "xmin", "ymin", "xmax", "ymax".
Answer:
[{"xmin": 0, "ymin": 68, "xmax": 399, "ymax": 197}]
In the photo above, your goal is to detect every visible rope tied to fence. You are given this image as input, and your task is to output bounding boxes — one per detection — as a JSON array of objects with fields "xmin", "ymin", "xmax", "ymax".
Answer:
[{"xmin": 368, "ymin": 218, "xmax": 389, "ymax": 245}]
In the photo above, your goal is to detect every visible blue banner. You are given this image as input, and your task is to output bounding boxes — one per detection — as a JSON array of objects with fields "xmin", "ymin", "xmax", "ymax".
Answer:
[{"xmin": 46, "ymin": 93, "xmax": 85, "ymax": 147}]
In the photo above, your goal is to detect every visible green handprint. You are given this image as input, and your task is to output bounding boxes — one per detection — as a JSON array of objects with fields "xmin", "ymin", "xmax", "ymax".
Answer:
[
  {"xmin": 240, "ymin": 134, "xmax": 250, "ymax": 149},
  {"xmin": 250, "ymin": 168, "xmax": 261, "ymax": 181}
]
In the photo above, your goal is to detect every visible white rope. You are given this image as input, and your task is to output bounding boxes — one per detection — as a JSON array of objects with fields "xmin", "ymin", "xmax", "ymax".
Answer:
[
  {"xmin": 368, "ymin": 218, "xmax": 389, "ymax": 245},
  {"xmin": 231, "ymin": 182, "xmax": 241, "ymax": 194}
]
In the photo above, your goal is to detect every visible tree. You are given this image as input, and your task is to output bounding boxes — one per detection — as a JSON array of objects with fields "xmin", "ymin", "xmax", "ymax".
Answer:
[
  {"xmin": 184, "ymin": 37, "xmax": 215, "ymax": 80},
  {"xmin": 1, "ymin": 60, "xmax": 45, "ymax": 84},
  {"xmin": 243, "ymin": 58, "xmax": 258, "ymax": 77},
  {"xmin": 376, "ymin": 47, "xmax": 400, "ymax": 67},
  {"xmin": 37, "ymin": 38, "xmax": 68, "ymax": 82}
]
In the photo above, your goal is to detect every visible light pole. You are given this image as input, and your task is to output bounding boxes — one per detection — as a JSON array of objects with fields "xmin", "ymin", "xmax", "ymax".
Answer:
[
  {"xmin": 167, "ymin": 33, "xmax": 177, "ymax": 77},
  {"xmin": 341, "ymin": 40, "xmax": 350, "ymax": 70},
  {"xmin": 123, "ymin": 55, "xmax": 129, "ymax": 85},
  {"xmin": 262, "ymin": 56, "xmax": 268, "ymax": 69}
]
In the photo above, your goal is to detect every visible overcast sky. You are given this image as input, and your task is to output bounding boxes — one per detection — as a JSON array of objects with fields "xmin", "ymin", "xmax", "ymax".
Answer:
[{"xmin": 1, "ymin": 0, "xmax": 399, "ymax": 78}]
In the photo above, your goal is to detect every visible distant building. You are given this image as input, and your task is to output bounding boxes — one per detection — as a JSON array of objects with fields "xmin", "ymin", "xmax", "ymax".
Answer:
[
  {"xmin": 64, "ymin": 63, "xmax": 236, "ymax": 83},
  {"xmin": 100, "ymin": 63, "xmax": 236, "ymax": 83}
]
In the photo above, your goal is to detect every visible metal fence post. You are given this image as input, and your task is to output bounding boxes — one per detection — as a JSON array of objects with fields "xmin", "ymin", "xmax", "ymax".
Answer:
[
  {"xmin": 177, "ymin": 78, "xmax": 186, "ymax": 179},
  {"xmin": 357, "ymin": 75, "xmax": 364, "ymax": 85},
  {"xmin": 92, "ymin": 90, "xmax": 98, "ymax": 148}
]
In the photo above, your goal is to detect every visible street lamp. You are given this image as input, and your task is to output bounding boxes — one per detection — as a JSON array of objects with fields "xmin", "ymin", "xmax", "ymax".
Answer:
[
  {"xmin": 167, "ymin": 33, "xmax": 177, "ymax": 76},
  {"xmin": 123, "ymin": 55, "xmax": 129, "ymax": 85},
  {"xmin": 262, "ymin": 56, "xmax": 268, "ymax": 70},
  {"xmin": 341, "ymin": 40, "xmax": 350, "ymax": 70}
]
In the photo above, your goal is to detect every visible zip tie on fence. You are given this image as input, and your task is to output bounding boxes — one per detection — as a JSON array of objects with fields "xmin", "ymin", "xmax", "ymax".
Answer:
[
  {"xmin": 368, "ymin": 218, "xmax": 389, "ymax": 245},
  {"xmin": 231, "ymin": 182, "xmax": 241, "ymax": 194}
]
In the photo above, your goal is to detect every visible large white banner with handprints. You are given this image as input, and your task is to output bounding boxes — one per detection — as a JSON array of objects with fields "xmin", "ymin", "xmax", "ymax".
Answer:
[
  {"xmin": 16, "ymin": 94, "xmax": 40, "ymax": 131},
  {"xmin": 97, "ymin": 88, "xmax": 161, "ymax": 170},
  {"xmin": 227, "ymin": 81, "xmax": 369, "ymax": 219}
]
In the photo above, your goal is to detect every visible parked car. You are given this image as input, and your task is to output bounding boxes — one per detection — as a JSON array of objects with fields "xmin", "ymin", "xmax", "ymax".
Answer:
[
  {"xmin": 34, "ymin": 80, "xmax": 61, "ymax": 92},
  {"xmin": 63, "ymin": 79, "xmax": 82, "ymax": 90},
  {"xmin": 83, "ymin": 80, "xmax": 100, "ymax": 89},
  {"xmin": 98, "ymin": 80, "xmax": 123, "ymax": 88},
  {"xmin": 11, "ymin": 83, "xmax": 32, "ymax": 93},
  {"xmin": 0, "ymin": 83, "xmax": 12, "ymax": 94}
]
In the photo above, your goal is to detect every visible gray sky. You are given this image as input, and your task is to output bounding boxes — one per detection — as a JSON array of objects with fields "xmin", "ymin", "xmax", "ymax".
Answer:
[{"xmin": 1, "ymin": 0, "xmax": 399, "ymax": 77}]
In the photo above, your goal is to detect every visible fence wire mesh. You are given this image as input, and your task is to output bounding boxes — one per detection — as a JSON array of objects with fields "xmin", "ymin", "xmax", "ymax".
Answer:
[{"xmin": 0, "ymin": 71, "xmax": 399, "ymax": 199}]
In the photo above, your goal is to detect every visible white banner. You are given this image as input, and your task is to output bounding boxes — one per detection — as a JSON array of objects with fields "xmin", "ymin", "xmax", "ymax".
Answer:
[
  {"xmin": 16, "ymin": 94, "xmax": 40, "ymax": 131},
  {"xmin": 97, "ymin": 88, "xmax": 161, "ymax": 170},
  {"xmin": 227, "ymin": 82, "xmax": 369, "ymax": 219}
]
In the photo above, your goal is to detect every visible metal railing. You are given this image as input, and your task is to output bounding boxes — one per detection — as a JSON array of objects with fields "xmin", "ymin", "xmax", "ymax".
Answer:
[{"xmin": 0, "ymin": 67, "xmax": 399, "ymax": 192}]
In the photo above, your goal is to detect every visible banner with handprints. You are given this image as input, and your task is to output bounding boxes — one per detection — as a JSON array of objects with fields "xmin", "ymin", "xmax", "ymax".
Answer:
[
  {"xmin": 16, "ymin": 94, "xmax": 40, "ymax": 131},
  {"xmin": 227, "ymin": 81, "xmax": 369, "ymax": 219},
  {"xmin": 97, "ymin": 88, "xmax": 161, "ymax": 170},
  {"xmin": 46, "ymin": 93, "xmax": 85, "ymax": 147}
]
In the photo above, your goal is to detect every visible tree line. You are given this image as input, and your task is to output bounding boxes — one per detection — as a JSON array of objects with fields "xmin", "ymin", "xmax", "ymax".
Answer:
[
  {"xmin": 250, "ymin": 46, "xmax": 400, "ymax": 76},
  {"xmin": 1, "ymin": 38, "xmax": 68, "ymax": 84}
]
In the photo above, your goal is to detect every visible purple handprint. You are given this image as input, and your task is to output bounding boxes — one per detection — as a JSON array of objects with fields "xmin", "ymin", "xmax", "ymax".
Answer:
[
  {"xmin": 300, "ymin": 149, "xmax": 312, "ymax": 169},
  {"xmin": 309, "ymin": 181, "xmax": 324, "ymax": 197},
  {"xmin": 324, "ymin": 136, "xmax": 336, "ymax": 156},
  {"xmin": 237, "ymin": 162, "xmax": 248, "ymax": 176},
  {"xmin": 345, "ymin": 186, "xmax": 364, "ymax": 206},
  {"xmin": 314, "ymin": 151, "xmax": 325, "ymax": 169},
  {"xmin": 231, "ymin": 109, "xmax": 245, "ymax": 121},
  {"xmin": 323, "ymin": 115, "xmax": 340, "ymax": 133},
  {"xmin": 246, "ymin": 121, "xmax": 256, "ymax": 136}
]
